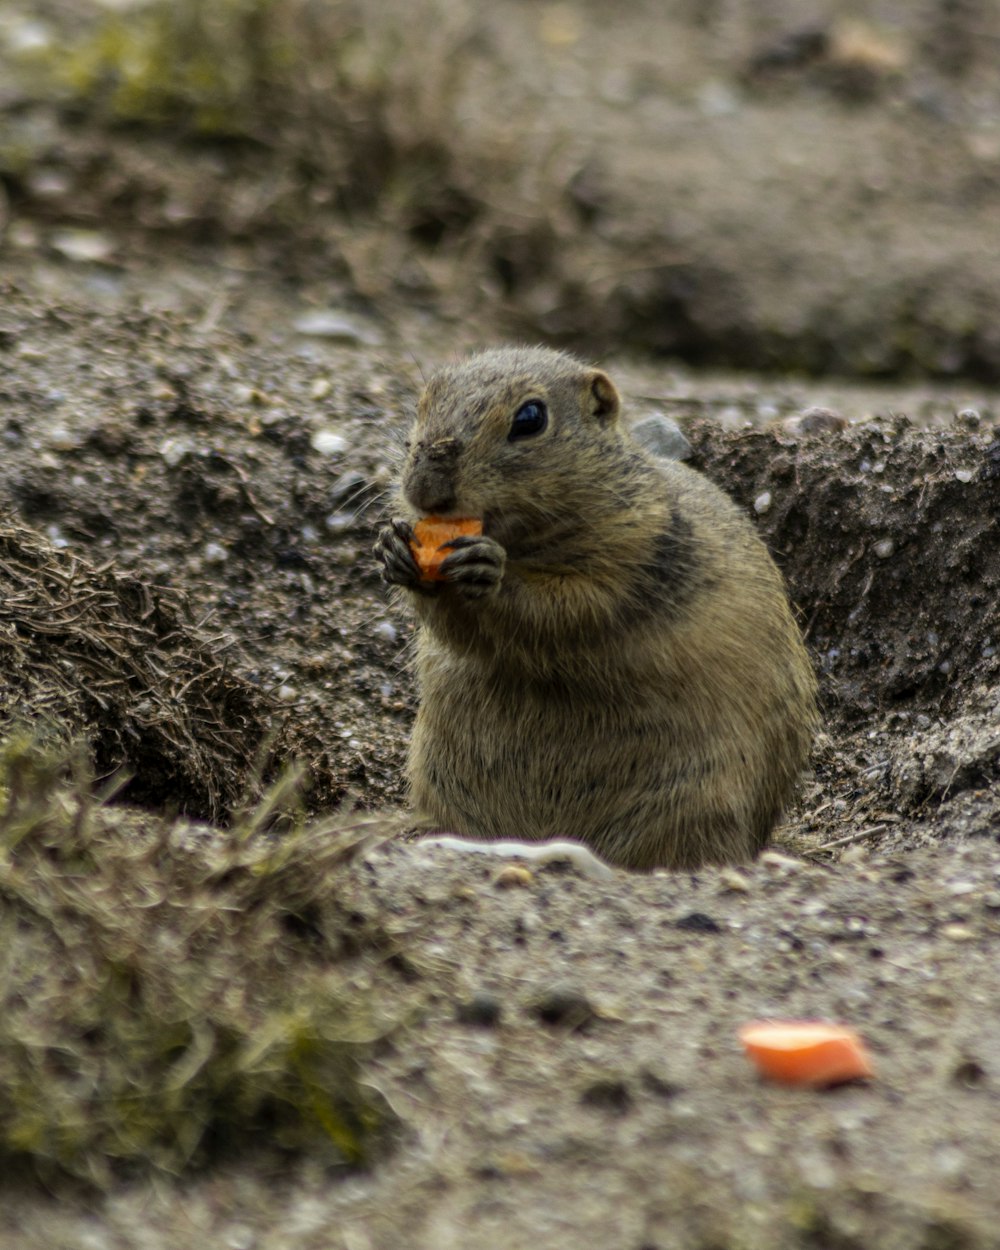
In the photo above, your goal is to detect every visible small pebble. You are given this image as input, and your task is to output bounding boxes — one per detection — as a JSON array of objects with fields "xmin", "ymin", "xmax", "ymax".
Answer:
[
  {"xmin": 47, "ymin": 425, "xmax": 79, "ymax": 452},
  {"xmin": 783, "ymin": 407, "xmax": 847, "ymax": 436},
  {"xmin": 456, "ymin": 993, "xmax": 503, "ymax": 1028},
  {"xmin": 275, "ymin": 684, "xmax": 298, "ymax": 704},
  {"xmin": 873, "ymin": 538, "xmax": 895, "ymax": 559},
  {"xmin": 674, "ymin": 911, "xmax": 721, "ymax": 933},
  {"xmin": 800, "ymin": 406, "xmax": 846, "ymax": 433},
  {"xmin": 952, "ymin": 1058, "xmax": 986, "ymax": 1087},
  {"xmin": 293, "ymin": 311, "xmax": 380, "ymax": 345},
  {"xmin": 530, "ymin": 986, "xmax": 596, "ymax": 1031},
  {"xmin": 954, "ymin": 468, "xmax": 974, "ymax": 484},
  {"xmin": 744, "ymin": 1132, "xmax": 775, "ymax": 1157},
  {"xmin": 203, "ymin": 541, "xmax": 228, "ymax": 564},
  {"xmin": 753, "ymin": 491, "xmax": 772, "ymax": 515},
  {"xmin": 310, "ymin": 377, "xmax": 333, "ymax": 400},
  {"xmin": 372, "ymin": 620, "xmax": 398, "ymax": 644},
  {"xmin": 232, "ymin": 383, "xmax": 267, "ymax": 406},
  {"xmin": 941, "ymin": 924, "xmax": 975, "ymax": 942},
  {"xmin": 630, "ymin": 413, "xmax": 692, "ymax": 461},
  {"xmin": 956, "ymin": 408, "xmax": 981, "ymax": 428},
  {"xmin": 325, "ymin": 511, "xmax": 355, "ymax": 535},
  {"xmin": 310, "ymin": 429, "xmax": 349, "ymax": 456},
  {"xmin": 759, "ymin": 850, "xmax": 802, "ymax": 871},
  {"xmin": 718, "ymin": 868, "xmax": 750, "ymax": 893},
  {"xmin": 580, "ymin": 1078, "xmax": 632, "ymax": 1113},
  {"xmin": 158, "ymin": 436, "xmax": 196, "ymax": 467},
  {"xmin": 494, "ymin": 865, "xmax": 534, "ymax": 888},
  {"xmin": 50, "ymin": 229, "xmax": 115, "ymax": 264}
]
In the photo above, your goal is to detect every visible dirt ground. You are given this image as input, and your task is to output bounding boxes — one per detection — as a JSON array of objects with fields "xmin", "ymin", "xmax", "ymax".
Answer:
[{"xmin": 1, "ymin": 1, "xmax": 1000, "ymax": 1247}]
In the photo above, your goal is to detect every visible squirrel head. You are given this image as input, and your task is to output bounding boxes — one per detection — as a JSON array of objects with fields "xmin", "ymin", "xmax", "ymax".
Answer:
[{"xmin": 401, "ymin": 347, "xmax": 623, "ymax": 527}]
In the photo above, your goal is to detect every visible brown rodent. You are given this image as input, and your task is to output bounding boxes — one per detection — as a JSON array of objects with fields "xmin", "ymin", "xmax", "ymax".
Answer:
[{"xmin": 375, "ymin": 346, "xmax": 817, "ymax": 871}]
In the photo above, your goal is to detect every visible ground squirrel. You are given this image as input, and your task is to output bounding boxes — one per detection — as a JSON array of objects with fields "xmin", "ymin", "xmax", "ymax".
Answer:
[{"xmin": 375, "ymin": 346, "xmax": 817, "ymax": 871}]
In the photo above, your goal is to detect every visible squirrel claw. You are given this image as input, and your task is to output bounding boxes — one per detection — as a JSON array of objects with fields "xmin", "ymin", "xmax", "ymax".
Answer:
[
  {"xmin": 374, "ymin": 519, "xmax": 424, "ymax": 589},
  {"xmin": 438, "ymin": 535, "xmax": 506, "ymax": 600}
]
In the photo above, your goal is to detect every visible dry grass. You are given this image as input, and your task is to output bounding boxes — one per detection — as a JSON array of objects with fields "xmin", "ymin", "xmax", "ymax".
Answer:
[
  {"xmin": 0, "ymin": 513, "xmax": 270, "ymax": 821},
  {"xmin": 0, "ymin": 734, "xmax": 402, "ymax": 1188}
]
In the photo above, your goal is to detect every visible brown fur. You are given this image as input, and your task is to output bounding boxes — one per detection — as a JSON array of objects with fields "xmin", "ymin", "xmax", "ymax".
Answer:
[{"xmin": 375, "ymin": 346, "xmax": 818, "ymax": 870}]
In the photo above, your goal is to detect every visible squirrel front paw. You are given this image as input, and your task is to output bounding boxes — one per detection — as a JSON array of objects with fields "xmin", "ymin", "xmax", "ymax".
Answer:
[
  {"xmin": 374, "ymin": 518, "xmax": 427, "ymax": 590},
  {"xmin": 437, "ymin": 533, "xmax": 506, "ymax": 600},
  {"xmin": 375, "ymin": 519, "xmax": 506, "ymax": 600}
]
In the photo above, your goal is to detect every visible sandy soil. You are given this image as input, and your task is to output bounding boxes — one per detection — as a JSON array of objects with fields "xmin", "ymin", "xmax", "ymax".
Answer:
[{"xmin": 0, "ymin": 1, "xmax": 999, "ymax": 1247}]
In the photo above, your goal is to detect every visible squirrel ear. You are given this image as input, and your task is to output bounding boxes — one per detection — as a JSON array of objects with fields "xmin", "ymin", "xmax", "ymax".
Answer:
[{"xmin": 587, "ymin": 371, "xmax": 620, "ymax": 424}]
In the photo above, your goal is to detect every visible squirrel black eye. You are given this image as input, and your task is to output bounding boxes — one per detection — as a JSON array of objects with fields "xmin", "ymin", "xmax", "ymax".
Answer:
[{"xmin": 508, "ymin": 399, "xmax": 548, "ymax": 441}]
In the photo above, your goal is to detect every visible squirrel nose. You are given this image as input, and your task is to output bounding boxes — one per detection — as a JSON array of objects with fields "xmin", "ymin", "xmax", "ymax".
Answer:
[
  {"xmin": 406, "ymin": 435, "xmax": 461, "ymax": 515},
  {"xmin": 403, "ymin": 465, "xmax": 458, "ymax": 516}
]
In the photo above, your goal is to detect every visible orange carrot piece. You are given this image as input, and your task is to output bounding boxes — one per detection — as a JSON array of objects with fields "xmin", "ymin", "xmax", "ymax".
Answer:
[
  {"xmin": 739, "ymin": 1020, "xmax": 874, "ymax": 1087},
  {"xmin": 410, "ymin": 516, "xmax": 482, "ymax": 582}
]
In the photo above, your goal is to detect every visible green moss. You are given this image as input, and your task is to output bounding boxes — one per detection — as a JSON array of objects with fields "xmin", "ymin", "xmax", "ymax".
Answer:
[
  {"xmin": 13, "ymin": 0, "xmax": 489, "ymax": 236},
  {"xmin": 56, "ymin": 0, "xmax": 295, "ymax": 134},
  {"xmin": 37, "ymin": 0, "xmax": 418, "ymax": 157}
]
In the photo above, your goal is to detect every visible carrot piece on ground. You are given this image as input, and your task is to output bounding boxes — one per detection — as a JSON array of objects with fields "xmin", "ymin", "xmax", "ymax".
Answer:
[
  {"xmin": 739, "ymin": 1020, "xmax": 874, "ymax": 1087},
  {"xmin": 410, "ymin": 516, "xmax": 483, "ymax": 582}
]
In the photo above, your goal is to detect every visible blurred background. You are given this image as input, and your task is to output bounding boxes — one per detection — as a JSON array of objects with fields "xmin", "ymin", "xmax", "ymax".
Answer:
[{"xmin": 3, "ymin": 0, "xmax": 1000, "ymax": 379}]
